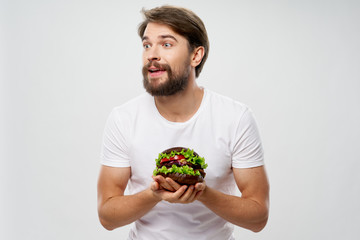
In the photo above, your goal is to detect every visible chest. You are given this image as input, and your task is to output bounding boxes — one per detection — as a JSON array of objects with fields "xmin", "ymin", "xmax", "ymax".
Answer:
[{"xmin": 128, "ymin": 115, "xmax": 235, "ymax": 189}]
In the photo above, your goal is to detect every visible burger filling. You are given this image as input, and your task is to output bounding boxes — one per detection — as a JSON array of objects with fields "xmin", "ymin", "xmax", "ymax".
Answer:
[{"xmin": 153, "ymin": 148, "xmax": 207, "ymax": 177}]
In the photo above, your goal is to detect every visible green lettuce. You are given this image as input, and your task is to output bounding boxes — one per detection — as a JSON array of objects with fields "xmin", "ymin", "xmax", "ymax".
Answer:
[
  {"xmin": 155, "ymin": 148, "xmax": 208, "ymax": 169},
  {"xmin": 153, "ymin": 165, "xmax": 201, "ymax": 176}
]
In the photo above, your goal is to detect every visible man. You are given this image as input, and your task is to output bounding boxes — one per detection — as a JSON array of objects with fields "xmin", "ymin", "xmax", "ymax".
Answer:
[{"xmin": 97, "ymin": 5, "xmax": 269, "ymax": 240}]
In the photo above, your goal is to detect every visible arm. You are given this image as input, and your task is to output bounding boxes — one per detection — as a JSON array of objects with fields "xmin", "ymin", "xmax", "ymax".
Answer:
[
  {"xmin": 97, "ymin": 165, "xmax": 160, "ymax": 230},
  {"xmin": 197, "ymin": 166, "xmax": 269, "ymax": 232}
]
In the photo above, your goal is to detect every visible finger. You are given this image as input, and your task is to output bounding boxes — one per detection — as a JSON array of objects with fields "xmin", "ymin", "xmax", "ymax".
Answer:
[
  {"xmin": 193, "ymin": 182, "xmax": 206, "ymax": 200},
  {"xmin": 195, "ymin": 182, "xmax": 205, "ymax": 191},
  {"xmin": 166, "ymin": 177, "xmax": 181, "ymax": 191},
  {"xmin": 170, "ymin": 185, "xmax": 188, "ymax": 200},
  {"xmin": 153, "ymin": 175, "xmax": 176, "ymax": 192},
  {"xmin": 150, "ymin": 181, "xmax": 159, "ymax": 191},
  {"xmin": 193, "ymin": 190, "xmax": 204, "ymax": 200},
  {"xmin": 195, "ymin": 182, "xmax": 206, "ymax": 192},
  {"xmin": 152, "ymin": 175, "xmax": 164, "ymax": 183},
  {"xmin": 178, "ymin": 185, "xmax": 196, "ymax": 202}
]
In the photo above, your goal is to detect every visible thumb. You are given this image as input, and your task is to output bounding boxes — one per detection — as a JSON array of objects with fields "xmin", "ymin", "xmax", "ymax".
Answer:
[{"xmin": 150, "ymin": 181, "xmax": 160, "ymax": 191}]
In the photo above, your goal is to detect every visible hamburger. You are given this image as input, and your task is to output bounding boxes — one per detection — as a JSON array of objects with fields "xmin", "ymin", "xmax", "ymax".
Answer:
[{"xmin": 153, "ymin": 147, "xmax": 208, "ymax": 185}]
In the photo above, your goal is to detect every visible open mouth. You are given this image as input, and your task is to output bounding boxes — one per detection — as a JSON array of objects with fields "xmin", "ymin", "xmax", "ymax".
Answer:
[
  {"xmin": 148, "ymin": 66, "xmax": 165, "ymax": 72},
  {"xmin": 148, "ymin": 67, "xmax": 166, "ymax": 77},
  {"xmin": 148, "ymin": 68, "xmax": 161, "ymax": 73},
  {"xmin": 143, "ymin": 62, "xmax": 170, "ymax": 80}
]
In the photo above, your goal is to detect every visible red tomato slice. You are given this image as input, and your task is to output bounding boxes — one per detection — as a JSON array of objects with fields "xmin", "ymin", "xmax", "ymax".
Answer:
[{"xmin": 160, "ymin": 154, "xmax": 185, "ymax": 163}]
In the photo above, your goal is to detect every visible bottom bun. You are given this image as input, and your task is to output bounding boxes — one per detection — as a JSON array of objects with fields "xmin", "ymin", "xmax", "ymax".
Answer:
[{"xmin": 158, "ymin": 172, "xmax": 204, "ymax": 185}]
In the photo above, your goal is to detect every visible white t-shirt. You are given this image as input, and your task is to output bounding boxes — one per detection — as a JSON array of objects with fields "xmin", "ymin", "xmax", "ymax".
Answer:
[{"xmin": 101, "ymin": 88, "xmax": 264, "ymax": 240}]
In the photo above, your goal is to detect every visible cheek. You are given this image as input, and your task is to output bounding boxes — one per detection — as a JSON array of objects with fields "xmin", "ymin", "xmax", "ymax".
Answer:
[
  {"xmin": 142, "ymin": 53, "xmax": 148, "ymax": 65},
  {"xmin": 169, "ymin": 53, "xmax": 190, "ymax": 68}
]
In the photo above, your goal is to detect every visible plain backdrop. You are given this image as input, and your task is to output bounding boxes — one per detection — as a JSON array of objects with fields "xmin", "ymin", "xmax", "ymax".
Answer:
[{"xmin": 1, "ymin": 0, "xmax": 360, "ymax": 239}]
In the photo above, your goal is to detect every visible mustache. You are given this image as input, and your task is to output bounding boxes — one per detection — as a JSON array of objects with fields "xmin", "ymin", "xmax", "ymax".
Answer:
[{"xmin": 143, "ymin": 61, "xmax": 171, "ymax": 72}]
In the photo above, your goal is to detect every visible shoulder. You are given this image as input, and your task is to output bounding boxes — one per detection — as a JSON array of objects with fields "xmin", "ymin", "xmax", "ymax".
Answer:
[
  {"xmin": 110, "ymin": 93, "xmax": 153, "ymax": 117},
  {"xmin": 106, "ymin": 93, "xmax": 153, "ymax": 127},
  {"xmin": 204, "ymin": 88, "xmax": 251, "ymax": 118},
  {"xmin": 113, "ymin": 93, "xmax": 152, "ymax": 113}
]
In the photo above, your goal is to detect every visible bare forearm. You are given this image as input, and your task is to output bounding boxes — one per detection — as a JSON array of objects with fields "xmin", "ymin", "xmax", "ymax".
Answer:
[
  {"xmin": 199, "ymin": 187, "xmax": 269, "ymax": 232},
  {"xmin": 98, "ymin": 188, "xmax": 160, "ymax": 230}
]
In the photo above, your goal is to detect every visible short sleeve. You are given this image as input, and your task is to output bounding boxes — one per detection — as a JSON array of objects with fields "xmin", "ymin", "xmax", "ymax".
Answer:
[
  {"xmin": 100, "ymin": 109, "xmax": 131, "ymax": 167},
  {"xmin": 231, "ymin": 108, "xmax": 264, "ymax": 168}
]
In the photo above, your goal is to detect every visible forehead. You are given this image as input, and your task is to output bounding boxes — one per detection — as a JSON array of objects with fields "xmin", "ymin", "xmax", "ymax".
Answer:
[{"xmin": 142, "ymin": 22, "xmax": 185, "ymax": 42}]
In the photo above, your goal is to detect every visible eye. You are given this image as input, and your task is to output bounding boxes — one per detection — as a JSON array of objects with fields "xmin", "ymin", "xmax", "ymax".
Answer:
[
  {"xmin": 143, "ymin": 43, "xmax": 151, "ymax": 49},
  {"xmin": 163, "ymin": 43, "xmax": 172, "ymax": 48}
]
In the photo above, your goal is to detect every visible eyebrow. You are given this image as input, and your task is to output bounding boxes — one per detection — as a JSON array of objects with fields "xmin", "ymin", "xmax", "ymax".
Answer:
[{"xmin": 142, "ymin": 34, "xmax": 178, "ymax": 42}]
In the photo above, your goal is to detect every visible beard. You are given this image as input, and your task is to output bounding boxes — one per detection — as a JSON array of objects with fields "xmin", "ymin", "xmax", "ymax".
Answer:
[{"xmin": 142, "ymin": 60, "xmax": 191, "ymax": 96}]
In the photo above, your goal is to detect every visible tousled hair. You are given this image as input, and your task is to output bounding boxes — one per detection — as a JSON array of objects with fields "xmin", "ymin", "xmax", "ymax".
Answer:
[{"xmin": 138, "ymin": 5, "xmax": 209, "ymax": 78}]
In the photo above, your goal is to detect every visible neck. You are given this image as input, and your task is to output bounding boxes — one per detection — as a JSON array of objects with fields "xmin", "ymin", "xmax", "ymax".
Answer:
[{"xmin": 154, "ymin": 79, "xmax": 204, "ymax": 123}]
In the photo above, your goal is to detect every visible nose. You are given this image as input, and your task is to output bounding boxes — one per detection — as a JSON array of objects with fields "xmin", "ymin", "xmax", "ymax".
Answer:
[{"xmin": 145, "ymin": 46, "xmax": 161, "ymax": 62}]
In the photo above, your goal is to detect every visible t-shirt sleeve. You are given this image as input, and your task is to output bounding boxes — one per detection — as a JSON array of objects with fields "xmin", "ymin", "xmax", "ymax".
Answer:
[
  {"xmin": 231, "ymin": 108, "xmax": 264, "ymax": 168},
  {"xmin": 100, "ymin": 109, "xmax": 131, "ymax": 167}
]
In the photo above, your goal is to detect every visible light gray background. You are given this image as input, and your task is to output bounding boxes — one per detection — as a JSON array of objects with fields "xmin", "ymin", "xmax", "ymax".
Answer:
[{"xmin": 1, "ymin": 0, "xmax": 360, "ymax": 239}]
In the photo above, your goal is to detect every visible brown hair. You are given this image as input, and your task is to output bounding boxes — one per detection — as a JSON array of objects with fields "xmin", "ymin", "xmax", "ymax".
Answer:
[{"xmin": 138, "ymin": 5, "xmax": 209, "ymax": 78}]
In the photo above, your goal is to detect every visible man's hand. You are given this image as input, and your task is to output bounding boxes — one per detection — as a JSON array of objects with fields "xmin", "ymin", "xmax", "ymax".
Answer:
[{"xmin": 150, "ymin": 175, "xmax": 206, "ymax": 204}]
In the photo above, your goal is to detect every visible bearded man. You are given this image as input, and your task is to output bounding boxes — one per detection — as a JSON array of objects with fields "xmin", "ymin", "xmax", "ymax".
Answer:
[{"xmin": 97, "ymin": 5, "xmax": 269, "ymax": 240}]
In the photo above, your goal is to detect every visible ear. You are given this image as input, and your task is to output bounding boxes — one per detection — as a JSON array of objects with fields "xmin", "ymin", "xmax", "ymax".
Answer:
[{"xmin": 190, "ymin": 46, "xmax": 205, "ymax": 68}]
